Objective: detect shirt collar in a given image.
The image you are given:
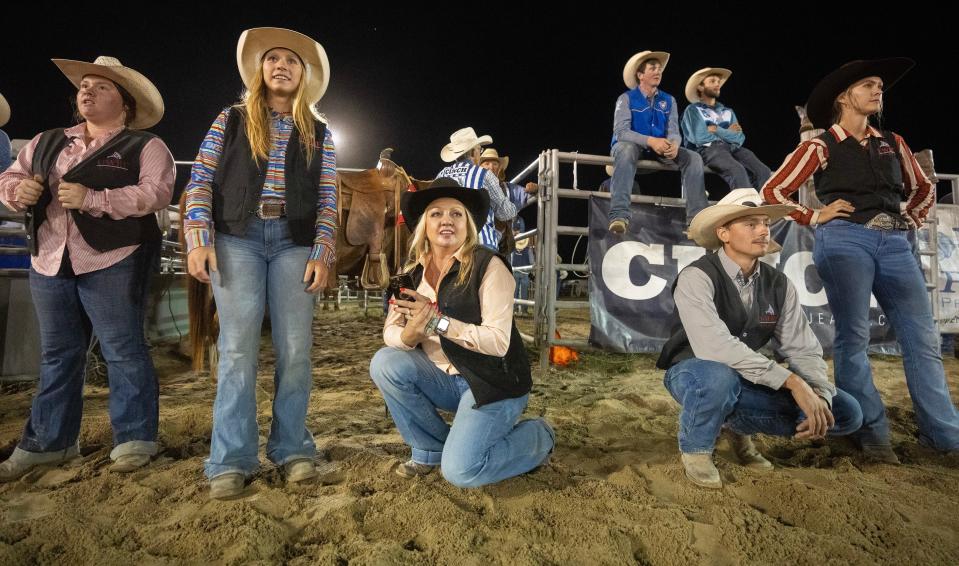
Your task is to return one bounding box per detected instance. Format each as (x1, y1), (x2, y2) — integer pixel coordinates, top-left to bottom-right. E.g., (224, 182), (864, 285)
(829, 124), (883, 143)
(64, 122), (125, 140)
(718, 248), (760, 286)
(417, 246), (468, 270)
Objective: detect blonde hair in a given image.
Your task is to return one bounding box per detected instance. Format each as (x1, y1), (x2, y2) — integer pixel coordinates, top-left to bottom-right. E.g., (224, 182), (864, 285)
(831, 80), (884, 126)
(405, 203), (480, 287)
(236, 51), (317, 165)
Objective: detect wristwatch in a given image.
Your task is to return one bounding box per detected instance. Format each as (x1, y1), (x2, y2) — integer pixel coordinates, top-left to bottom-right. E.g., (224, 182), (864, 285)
(434, 315), (451, 336)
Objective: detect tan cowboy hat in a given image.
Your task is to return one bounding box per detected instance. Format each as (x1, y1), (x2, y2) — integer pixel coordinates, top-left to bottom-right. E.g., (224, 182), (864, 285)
(440, 127), (493, 162)
(479, 148), (509, 175)
(237, 27), (330, 104)
(687, 189), (795, 254)
(51, 56), (164, 130)
(0, 92), (9, 128)
(685, 67), (732, 103)
(623, 50), (670, 88)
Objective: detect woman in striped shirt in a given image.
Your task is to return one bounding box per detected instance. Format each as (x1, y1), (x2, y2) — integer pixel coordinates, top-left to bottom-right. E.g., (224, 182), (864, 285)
(762, 58), (959, 460)
(183, 28), (337, 499)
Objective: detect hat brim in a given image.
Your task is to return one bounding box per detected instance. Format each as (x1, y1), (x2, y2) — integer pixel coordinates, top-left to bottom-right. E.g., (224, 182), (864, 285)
(401, 183), (491, 231)
(0, 93), (9, 128)
(805, 58), (914, 129)
(688, 204), (795, 253)
(237, 27), (330, 105)
(623, 51), (670, 88)
(51, 59), (164, 130)
(479, 155), (509, 176)
(685, 67), (731, 104)
(440, 134), (493, 162)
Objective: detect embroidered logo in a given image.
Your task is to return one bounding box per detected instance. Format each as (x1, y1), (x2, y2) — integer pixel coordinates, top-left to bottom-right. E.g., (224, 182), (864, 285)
(658, 100), (668, 111)
(759, 304), (778, 324)
(97, 152), (129, 170)
(877, 140), (895, 156)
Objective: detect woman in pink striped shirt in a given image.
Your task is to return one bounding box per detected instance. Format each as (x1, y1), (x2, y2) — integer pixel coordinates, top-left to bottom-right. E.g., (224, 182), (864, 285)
(0, 56), (175, 481)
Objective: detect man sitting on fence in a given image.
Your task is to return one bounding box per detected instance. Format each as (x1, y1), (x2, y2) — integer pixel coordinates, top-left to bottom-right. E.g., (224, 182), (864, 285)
(608, 50), (707, 234)
(656, 189), (863, 489)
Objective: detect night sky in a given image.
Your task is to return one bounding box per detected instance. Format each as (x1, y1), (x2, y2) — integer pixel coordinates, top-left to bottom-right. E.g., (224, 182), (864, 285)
(2, 5), (954, 204)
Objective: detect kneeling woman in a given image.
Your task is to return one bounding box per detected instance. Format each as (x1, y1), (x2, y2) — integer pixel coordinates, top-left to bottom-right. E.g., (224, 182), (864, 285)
(370, 179), (554, 488)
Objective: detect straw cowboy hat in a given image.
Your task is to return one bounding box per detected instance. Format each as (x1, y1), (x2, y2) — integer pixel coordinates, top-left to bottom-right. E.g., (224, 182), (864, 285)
(440, 127), (493, 162)
(687, 189), (795, 254)
(237, 27), (331, 104)
(623, 50), (670, 88)
(401, 177), (490, 229)
(685, 67), (732, 103)
(0, 92), (9, 128)
(479, 148), (509, 175)
(51, 56), (164, 129)
(805, 57), (914, 130)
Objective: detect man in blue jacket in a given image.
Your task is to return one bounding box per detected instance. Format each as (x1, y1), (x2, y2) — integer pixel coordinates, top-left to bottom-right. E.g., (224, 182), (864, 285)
(609, 50), (706, 234)
(681, 68), (770, 192)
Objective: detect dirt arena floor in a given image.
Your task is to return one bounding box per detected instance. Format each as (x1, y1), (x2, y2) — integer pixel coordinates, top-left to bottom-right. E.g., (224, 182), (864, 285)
(1, 304), (957, 565)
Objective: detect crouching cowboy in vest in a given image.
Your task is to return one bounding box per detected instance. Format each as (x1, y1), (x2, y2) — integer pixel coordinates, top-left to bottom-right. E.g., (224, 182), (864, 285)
(656, 189), (863, 489)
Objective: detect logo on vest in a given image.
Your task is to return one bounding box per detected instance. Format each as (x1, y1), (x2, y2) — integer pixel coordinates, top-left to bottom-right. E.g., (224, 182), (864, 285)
(759, 304), (778, 325)
(877, 140), (895, 156)
(658, 100), (668, 111)
(97, 152), (129, 171)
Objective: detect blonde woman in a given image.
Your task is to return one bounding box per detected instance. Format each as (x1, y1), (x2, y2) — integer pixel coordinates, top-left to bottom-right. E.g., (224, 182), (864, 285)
(370, 179), (554, 488)
(183, 28), (337, 499)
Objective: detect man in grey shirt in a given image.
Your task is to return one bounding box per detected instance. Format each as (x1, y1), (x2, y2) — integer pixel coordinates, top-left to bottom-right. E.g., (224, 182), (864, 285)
(656, 189), (863, 489)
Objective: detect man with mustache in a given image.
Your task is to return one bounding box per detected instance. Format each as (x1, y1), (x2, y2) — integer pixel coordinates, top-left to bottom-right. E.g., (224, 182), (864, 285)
(656, 189), (863, 489)
(681, 68), (771, 191)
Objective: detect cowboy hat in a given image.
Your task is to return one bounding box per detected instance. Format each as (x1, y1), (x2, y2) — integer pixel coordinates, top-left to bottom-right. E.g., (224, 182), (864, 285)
(440, 127), (493, 162)
(237, 27), (330, 104)
(0, 92), (9, 128)
(401, 177), (490, 229)
(805, 58), (914, 129)
(623, 50), (670, 88)
(52, 56), (164, 129)
(685, 67), (732, 104)
(478, 148), (509, 176)
(687, 189), (794, 254)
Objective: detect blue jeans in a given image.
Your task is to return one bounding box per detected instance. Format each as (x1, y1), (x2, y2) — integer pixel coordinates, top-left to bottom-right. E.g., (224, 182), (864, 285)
(814, 220), (959, 450)
(204, 218), (318, 479)
(513, 272), (530, 313)
(697, 142), (771, 191)
(663, 358), (863, 453)
(609, 141), (707, 224)
(370, 347), (554, 488)
(21, 245), (158, 459)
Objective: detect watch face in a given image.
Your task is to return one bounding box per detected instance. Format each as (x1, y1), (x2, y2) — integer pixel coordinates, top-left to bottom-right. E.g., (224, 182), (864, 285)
(436, 316), (451, 334)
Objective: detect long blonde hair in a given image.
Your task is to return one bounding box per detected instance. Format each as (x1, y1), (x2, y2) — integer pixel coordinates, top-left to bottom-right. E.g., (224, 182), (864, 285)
(405, 204), (480, 287)
(236, 52), (318, 165)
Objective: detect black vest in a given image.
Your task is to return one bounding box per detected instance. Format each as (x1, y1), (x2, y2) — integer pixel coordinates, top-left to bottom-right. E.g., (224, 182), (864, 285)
(813, 129), (904, 224)
(656, 252), (787, 370)
(27, 128), (161, 255)
(211, 107), (326, 246)
(412, 247), (532, 407)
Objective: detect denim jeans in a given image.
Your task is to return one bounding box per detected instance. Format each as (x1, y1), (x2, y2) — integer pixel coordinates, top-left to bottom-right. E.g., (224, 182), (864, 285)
(204, 217), (318, 479)
(513, 272), (530, 314)
(609, 141), (707, 224)
(21, 245), (158, 460)
(814, 220), (959, 450)
(663, 358), (863, 453)
(697, 142), (771, 191)
(370, 347), (554, 488)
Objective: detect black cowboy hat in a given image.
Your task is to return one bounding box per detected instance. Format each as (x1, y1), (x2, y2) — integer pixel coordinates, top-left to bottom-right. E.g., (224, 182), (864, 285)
(400, 177), (490, 230)
(805, 57), (915, 129)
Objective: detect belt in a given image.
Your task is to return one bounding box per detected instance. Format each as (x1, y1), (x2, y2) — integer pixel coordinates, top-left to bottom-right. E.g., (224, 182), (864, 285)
(255, 200), (286, 219)
(863, 213), (910, 231)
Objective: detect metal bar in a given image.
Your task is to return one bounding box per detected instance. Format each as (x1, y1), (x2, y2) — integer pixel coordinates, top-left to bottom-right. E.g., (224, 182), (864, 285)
(514, 228), (537, 242)
(543, 149), (561, 371)
(534, 151), (549, 369)
(551, 338), (595, 349)
(509, 158), (540, 184)
(557, 226), (588, 236)
(519, 331), (535, 343)
(512, 265), (533, 273)
(556, 188), (686, 206)
(555, 263), (588, 272)
(556, 300), (589, 310)
(514, 299), (536, 306)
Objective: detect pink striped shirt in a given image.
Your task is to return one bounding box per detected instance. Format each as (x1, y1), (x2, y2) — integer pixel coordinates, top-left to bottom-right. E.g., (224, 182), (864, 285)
(0, 123), (175, 276)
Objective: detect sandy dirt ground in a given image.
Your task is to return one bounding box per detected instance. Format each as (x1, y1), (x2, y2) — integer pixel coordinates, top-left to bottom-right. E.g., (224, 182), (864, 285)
(1, 304), (957, 565)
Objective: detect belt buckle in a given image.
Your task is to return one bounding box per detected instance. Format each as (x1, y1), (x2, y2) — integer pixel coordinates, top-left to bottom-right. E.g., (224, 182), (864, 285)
(256, 200), (285, 219)
(864, 213), (899, 231)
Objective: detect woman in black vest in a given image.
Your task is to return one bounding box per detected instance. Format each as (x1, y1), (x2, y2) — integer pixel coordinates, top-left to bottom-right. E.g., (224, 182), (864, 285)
(370, 179), (554, 487)
(183, 28), (338, 499)
(762, 59), (959, 459)
(0, 56), (174, 480)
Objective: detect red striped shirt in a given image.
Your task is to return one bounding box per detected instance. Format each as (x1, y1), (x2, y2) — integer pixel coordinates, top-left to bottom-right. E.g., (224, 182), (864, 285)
(761, 125), (934, 226)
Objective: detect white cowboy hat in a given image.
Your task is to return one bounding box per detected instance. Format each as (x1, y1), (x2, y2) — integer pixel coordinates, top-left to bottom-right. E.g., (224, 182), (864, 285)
(0, 92), (9, 128)
(440, 127), (492, 162)
(51, 56), (164, 129)
(237, 27), (330, 105)
(479, 148), (509, 176)
(685, 67), (732, 104)
(687, 189), (795, 254)
(623, 50), (670, 88)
